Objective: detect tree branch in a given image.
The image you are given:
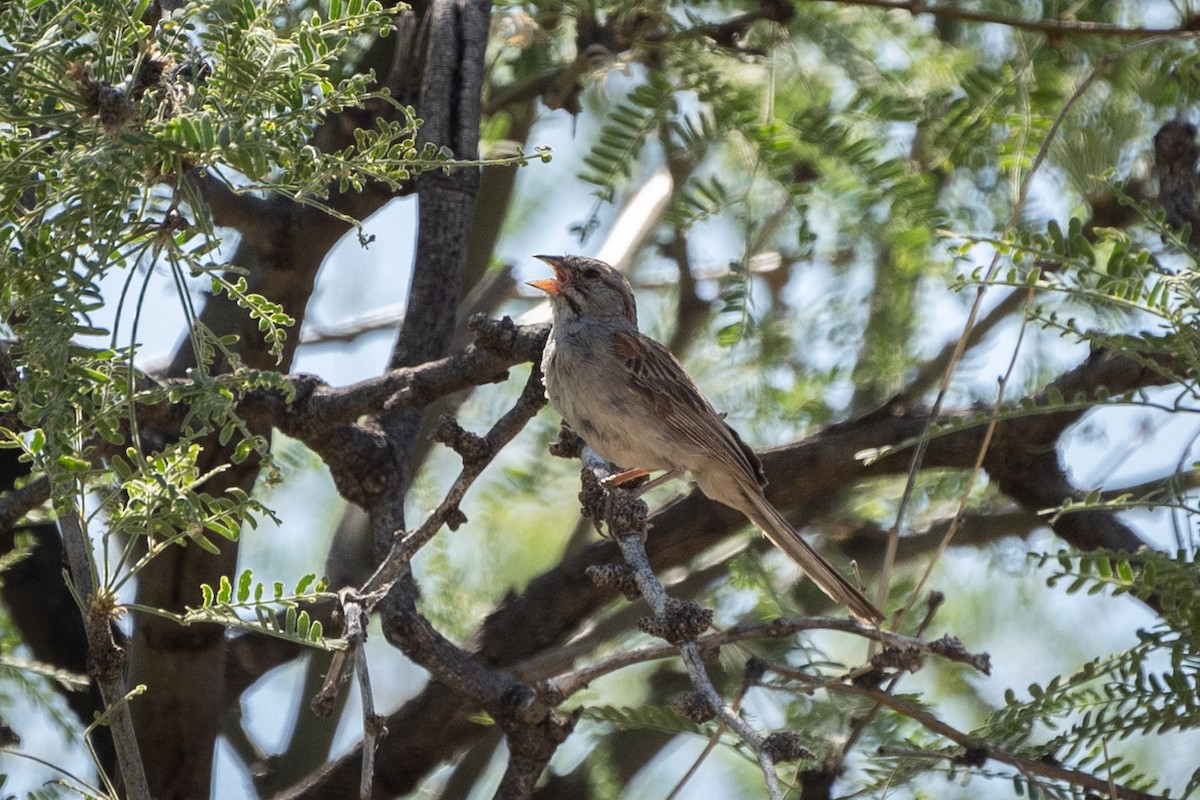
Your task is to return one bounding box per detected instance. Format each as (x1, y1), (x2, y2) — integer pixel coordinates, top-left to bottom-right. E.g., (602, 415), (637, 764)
(243, 317), (547, 440)
(814, 0), (1200, 39)
(360, 363), (546, 600)
(58, 512), (151, 800)
(542, 615), (988, 702)
(272, 345), (1184, 799)
(588, 449), (787, 800)
(764, 664), (1172, 800)
(0, 476), (49, 531)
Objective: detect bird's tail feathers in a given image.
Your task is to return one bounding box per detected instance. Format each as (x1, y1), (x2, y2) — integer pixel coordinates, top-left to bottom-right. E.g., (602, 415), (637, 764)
(743, 491), (883, 624)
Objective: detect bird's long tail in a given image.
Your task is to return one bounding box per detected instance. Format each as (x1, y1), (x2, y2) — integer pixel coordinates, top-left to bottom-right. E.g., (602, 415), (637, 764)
(741, 490), (883, 624)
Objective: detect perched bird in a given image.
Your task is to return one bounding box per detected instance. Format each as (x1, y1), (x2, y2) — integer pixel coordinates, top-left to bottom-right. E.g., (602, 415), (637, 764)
(529, 254), (882, 623)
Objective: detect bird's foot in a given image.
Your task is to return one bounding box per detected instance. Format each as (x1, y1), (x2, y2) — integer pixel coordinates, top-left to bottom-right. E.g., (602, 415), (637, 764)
(601, 468), (652, 489)
(601, 468), (683, 497)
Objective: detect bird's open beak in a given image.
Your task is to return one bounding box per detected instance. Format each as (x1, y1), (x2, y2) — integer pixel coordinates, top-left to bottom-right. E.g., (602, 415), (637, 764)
(527, 255), (567, 295)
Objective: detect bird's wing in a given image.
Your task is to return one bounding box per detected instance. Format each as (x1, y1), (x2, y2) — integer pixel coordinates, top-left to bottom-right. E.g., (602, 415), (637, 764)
(609, 329), (766, 487)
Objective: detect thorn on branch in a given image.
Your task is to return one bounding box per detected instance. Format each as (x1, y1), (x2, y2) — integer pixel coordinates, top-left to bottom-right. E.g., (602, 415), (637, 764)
(672, 690), (716, 723)
(430, 414), (491, 463)
(638, 598), (713, 645)
(585, 563), (640, 600)
(761, 731), (815, 763)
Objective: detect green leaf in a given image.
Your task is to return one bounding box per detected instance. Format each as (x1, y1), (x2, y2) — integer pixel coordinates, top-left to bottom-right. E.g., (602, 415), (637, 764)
(56, 455), (90, 472)
(217, 575), (233, 604)
(232, 439), (254, 464)
(237, 570), (253, 603)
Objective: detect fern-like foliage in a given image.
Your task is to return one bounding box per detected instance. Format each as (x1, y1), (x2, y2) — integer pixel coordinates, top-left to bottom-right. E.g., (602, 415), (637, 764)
(974, 549), (1200, 797)
(131, 569), (344, 650)
(787, 102), (944, 236)
(577, 70), (678, 206)
(582, 703), (710, 737)
(966, 205), (1200, 396)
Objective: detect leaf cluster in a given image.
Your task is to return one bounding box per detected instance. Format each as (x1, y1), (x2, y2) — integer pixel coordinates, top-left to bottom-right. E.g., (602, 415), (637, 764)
(134, 569), (343, 650)
(972, 549), (1200, 797)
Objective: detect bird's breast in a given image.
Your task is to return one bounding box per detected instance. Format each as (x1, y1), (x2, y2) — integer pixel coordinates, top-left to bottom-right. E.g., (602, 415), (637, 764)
(541, 327), (675, 472)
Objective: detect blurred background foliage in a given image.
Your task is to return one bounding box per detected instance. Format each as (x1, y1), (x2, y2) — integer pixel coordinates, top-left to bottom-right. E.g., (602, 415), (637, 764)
(3, 0), (1200, 797)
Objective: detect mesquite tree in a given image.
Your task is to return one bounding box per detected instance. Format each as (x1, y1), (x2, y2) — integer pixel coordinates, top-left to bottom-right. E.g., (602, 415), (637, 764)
(2, 0), (1200, 799)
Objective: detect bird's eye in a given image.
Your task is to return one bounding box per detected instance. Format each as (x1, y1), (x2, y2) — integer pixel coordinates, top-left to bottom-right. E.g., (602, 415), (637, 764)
(582, 267), (601, 280)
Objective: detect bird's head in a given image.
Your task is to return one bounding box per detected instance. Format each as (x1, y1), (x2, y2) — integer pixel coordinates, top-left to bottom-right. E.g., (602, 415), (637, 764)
(528, 255), (638, 325)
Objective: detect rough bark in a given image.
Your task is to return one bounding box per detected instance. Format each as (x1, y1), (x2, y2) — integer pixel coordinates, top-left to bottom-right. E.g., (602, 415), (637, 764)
(281, 347), (1172, 799)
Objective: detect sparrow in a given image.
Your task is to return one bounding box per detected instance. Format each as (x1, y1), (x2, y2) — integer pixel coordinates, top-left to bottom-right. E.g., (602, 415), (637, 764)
(529, 254), (882, 623)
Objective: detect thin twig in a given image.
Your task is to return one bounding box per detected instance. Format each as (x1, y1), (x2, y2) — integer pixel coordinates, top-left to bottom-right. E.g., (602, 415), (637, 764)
(299, 305), (406, 346)
(313, 363), (548, 728)
(664, 692), (736, 800)
(882, 39), (1162, 629)
(359, 362), (547, 603)
(839, 591), (946, 759)
(764, 665), (1172, 800)
(542, 614), (987, 700)
(615, 531), (786, 800)
(341, 590), (381, 800)
(239, 317), (548, 440)
(58, 511), (151, 800)
(584, 449), (788, 800)
(815, 0), (1200, 39)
